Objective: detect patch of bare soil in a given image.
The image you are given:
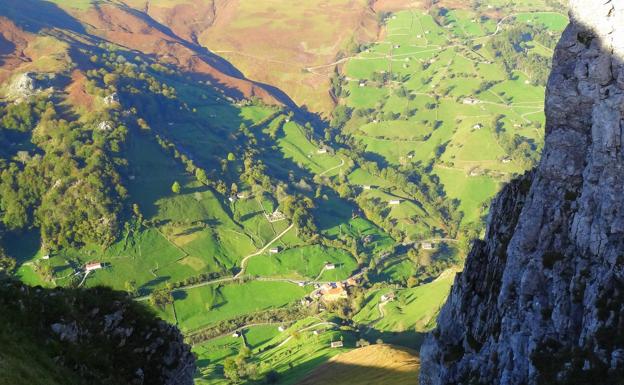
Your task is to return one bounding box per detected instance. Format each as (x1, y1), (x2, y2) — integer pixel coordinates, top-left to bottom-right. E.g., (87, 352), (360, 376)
(66, 70), (94, 110)
(373, 0), (425, 13)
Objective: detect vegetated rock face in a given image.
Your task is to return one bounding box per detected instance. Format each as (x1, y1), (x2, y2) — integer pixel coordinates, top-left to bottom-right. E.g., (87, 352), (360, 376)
(0, 280), (195, 385)
(420, 1), (624, 384)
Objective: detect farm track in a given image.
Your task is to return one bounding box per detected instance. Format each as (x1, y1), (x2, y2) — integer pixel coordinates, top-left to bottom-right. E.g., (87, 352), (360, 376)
(319, 158), (345, 176)
(274, 321), (338, 349)
(235, 223), (295, 278)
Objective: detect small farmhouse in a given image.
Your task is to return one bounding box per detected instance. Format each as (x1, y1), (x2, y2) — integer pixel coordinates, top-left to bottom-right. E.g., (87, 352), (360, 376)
(85, 262), (103, 272)
(381, 292), (396, 302)
(389, 199), (401, 205)
(421, 242), (435, 250)
(323, 285), (348, 301)
(269, 247), (280, 254)
(330, 341), (344, 348)
(324, 263), (336, 270)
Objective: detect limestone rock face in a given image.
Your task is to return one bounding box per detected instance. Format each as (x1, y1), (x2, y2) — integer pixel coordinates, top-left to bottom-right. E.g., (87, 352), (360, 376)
(420, 1), (624, 384)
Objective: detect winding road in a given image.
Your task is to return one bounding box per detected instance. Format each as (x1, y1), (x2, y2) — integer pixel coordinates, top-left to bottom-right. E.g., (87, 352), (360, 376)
(235, 223), (295, 278)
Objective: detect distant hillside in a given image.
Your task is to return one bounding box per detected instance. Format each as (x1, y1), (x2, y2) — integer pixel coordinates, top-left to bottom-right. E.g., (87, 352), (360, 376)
(296, 344), (419, 385)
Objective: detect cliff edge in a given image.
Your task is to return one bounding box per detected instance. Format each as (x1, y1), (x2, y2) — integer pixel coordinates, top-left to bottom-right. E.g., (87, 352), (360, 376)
(420, 1), (624, 384)
(0, 280), (195, 385)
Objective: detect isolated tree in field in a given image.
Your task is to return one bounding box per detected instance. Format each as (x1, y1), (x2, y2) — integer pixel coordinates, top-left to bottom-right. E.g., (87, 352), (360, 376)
(125, 280), (138, 297)
(195, 168), (208, 184)
(227, 152), (236, 162)
(149, 287), (174, 309)
(171, 181), (181, 194)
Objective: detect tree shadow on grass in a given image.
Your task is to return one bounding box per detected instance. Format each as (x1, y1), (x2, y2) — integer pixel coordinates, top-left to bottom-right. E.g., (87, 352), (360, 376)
(139, 276), (171, 295)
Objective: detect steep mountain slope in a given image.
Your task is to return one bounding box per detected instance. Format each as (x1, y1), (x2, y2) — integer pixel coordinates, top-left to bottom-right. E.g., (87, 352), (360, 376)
(421, 1), (624, 384)
(179, 0), (382, 115)
(0, 0), (283, 105)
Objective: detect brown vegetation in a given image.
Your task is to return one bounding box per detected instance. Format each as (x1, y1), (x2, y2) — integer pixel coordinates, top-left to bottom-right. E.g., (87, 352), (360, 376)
(296, 344), (420, 385)
(0, 17), (34, 83)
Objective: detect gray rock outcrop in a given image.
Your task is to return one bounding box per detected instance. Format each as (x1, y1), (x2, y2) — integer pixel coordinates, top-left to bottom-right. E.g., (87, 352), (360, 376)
(0, 280), (195, 385)
(420, 1), (624, 384)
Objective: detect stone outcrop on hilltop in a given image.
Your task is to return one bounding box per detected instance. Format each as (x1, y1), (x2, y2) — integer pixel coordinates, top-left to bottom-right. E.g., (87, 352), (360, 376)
(420, 1), (624, 384)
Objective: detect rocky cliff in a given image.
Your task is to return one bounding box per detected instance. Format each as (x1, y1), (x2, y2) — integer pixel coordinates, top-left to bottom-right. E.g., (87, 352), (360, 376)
(0, 280), (195, 385)
(420, 1), (624, 384)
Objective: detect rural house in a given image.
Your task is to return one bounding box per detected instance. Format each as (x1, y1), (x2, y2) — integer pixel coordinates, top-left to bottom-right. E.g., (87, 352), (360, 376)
(85, 262), (103, 272)
(421, 242), (435, 250)
(323, 285), (348, 301)
(330, 341), (344, 348)
(269, 247), (280, 254)
(381, 292), (396, 302)
(324, 263), (336, 270)
(389, 199), (402, 205)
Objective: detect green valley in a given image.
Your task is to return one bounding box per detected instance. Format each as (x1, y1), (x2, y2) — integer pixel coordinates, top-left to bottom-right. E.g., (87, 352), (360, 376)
(0, 0), (567, 384)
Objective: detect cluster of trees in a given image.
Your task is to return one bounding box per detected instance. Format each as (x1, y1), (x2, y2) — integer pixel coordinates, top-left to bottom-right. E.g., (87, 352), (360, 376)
(149, 287), (173, 309)
(223, 346), (259, 383)
(353, 105), (417, 125)
(279, 195), (317, 240)
(0, 95), (127, 251)
(187, 304), (312, 345)
(330, 69), (348, 99)
(370, 71), (402, 86)
(487, 25), (551, 86)
(491, 114), (541, 168)
(0, 245), (16, 278)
